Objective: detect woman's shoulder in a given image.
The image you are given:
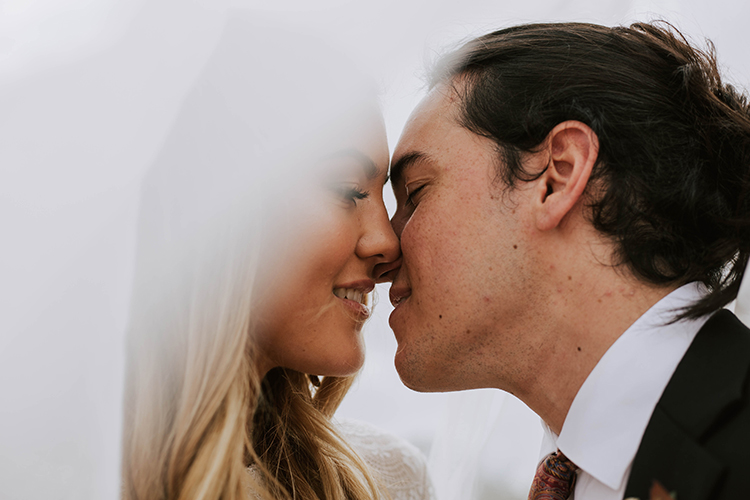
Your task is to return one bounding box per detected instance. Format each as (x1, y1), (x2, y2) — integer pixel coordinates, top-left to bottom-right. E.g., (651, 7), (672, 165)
(335, 418), (436, 500)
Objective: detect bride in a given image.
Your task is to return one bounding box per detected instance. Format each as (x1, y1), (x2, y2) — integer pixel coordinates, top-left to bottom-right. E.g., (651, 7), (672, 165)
(121, 11), (434, 500)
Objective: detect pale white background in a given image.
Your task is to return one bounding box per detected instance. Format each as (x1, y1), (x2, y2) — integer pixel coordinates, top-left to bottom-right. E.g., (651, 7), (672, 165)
(1, 1), (748, 499)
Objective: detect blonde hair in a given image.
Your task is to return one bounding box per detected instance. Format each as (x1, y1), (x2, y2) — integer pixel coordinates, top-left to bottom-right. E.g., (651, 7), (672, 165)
(121, 12), (389, 498)
(121, 168), (385, 500)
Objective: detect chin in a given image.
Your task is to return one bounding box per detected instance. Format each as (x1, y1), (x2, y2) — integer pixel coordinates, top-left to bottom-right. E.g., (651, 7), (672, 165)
(394, 349), (443, 393)
(395, 346), (479, 393)
(316, 350), (365, 377)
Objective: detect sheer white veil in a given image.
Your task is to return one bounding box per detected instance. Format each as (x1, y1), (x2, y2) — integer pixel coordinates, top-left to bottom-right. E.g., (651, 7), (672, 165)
(3, 2), (750, 500)
(0, 5), (380, 499)
(0, 4), (225, 498)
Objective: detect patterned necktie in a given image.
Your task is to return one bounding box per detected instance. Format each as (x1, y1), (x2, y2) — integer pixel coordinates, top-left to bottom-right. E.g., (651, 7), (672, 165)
(528, 450), (579, 500)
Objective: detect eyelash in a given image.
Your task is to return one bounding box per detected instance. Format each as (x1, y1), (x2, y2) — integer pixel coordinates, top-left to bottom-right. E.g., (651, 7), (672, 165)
(406, 185), (425, 207)
(336, 186), (370, 205)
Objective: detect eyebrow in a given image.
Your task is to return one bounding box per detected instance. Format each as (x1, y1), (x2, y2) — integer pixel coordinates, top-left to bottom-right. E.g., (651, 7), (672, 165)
(390, 151), (428, 186)
(322, 148), (381, 180)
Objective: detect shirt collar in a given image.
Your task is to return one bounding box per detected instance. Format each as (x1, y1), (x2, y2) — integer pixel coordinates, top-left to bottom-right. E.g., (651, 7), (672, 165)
(549, 283), (711, 491)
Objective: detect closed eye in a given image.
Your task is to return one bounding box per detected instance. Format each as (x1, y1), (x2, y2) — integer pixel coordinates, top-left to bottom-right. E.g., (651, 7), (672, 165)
(333, 185), (370, 205)
(406, 184), (426, 208)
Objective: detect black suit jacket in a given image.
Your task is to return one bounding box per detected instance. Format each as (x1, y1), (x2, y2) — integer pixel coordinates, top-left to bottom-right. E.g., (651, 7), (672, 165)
(624, 310), (750, 500)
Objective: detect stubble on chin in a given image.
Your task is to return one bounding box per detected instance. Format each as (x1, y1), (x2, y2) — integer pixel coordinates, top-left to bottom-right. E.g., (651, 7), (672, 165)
(394, 334), (466, 393)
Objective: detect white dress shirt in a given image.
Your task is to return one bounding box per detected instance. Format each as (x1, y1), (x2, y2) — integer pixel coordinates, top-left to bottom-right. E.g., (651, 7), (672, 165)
(538, 283), (713, 500)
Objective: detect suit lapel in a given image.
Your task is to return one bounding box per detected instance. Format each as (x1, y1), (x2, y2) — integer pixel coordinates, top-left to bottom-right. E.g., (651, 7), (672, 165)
(656, 311), (750, 438)
(624, 406), (724, 500)
(624, 310), (750, 500)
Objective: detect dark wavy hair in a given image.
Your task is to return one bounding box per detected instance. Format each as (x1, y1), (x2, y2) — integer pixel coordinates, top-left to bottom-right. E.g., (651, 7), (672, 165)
(432, 21), (750, 319)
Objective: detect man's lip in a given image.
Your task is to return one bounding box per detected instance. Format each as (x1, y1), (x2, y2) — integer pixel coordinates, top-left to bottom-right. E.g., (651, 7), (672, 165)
(389, 285), (412, 307)
(333, 279), (375, 293)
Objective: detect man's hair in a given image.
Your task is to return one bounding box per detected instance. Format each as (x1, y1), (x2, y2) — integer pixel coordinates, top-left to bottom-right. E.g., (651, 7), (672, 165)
(433, 21), (750, 318)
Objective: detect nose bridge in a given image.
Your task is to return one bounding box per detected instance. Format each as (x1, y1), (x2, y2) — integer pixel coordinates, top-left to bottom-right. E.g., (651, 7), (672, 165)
(358, 199), (400, 262)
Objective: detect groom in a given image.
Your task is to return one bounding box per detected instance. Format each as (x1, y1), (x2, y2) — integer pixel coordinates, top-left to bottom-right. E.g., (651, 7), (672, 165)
(387, 22), (750, 500)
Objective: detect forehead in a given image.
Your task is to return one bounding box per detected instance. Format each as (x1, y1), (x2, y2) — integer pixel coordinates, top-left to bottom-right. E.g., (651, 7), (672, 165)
(392, 83), (494, 186)
(391, 86), (458, 182)
(327, 106), (388, 160)
(398, 85), (461, 150)
(293, 109), (389, 184)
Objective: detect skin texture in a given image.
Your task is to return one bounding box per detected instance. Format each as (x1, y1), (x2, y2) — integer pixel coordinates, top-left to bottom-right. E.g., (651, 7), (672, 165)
(255, 117), (401, 378)
(388, 86), (536, 393)
(389, 83), (674, 433)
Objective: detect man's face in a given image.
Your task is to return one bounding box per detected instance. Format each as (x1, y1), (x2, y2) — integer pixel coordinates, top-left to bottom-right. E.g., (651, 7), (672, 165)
(389, 84), (544, 393)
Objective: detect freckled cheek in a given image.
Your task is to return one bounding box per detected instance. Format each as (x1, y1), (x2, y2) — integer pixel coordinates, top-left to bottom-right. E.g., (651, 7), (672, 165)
(295, 214), (358, 260)
(399, 212), (436, 258)
(401, 215), (465, 292)
(271, 236), (352, 300)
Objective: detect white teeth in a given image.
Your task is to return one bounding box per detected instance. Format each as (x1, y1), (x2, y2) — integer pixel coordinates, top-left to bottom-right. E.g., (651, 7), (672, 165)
(333, 287), (369, 305)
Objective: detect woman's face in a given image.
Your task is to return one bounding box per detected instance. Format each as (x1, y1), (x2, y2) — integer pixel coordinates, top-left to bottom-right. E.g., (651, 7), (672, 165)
(255, 117), (400, 377)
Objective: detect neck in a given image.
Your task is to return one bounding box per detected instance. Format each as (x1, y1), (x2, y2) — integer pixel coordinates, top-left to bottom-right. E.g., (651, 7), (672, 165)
(499, 243), (675, 435)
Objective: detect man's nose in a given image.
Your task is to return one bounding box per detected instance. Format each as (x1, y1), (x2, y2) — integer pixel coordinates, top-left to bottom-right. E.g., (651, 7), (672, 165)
(390, 209), (408, 239)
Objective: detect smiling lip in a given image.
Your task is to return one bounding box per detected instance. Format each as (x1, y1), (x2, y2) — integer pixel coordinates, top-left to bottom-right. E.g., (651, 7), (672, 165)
(333, 280), (375, 320)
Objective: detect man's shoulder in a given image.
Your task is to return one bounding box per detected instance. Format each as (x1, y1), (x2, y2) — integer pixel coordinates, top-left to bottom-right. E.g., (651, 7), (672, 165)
(626, 310), (750, 500)
(658, 310), (750, 424)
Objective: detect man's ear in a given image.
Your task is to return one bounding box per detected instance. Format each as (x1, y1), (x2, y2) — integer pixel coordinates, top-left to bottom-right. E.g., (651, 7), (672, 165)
(532, 121), (599, 231)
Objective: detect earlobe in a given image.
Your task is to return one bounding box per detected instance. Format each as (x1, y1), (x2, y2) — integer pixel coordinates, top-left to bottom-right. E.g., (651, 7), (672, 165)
(534, 121), (598, 231)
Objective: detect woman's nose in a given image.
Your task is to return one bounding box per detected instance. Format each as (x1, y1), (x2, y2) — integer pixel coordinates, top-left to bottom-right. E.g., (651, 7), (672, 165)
(357, 201), (401, 279)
